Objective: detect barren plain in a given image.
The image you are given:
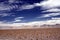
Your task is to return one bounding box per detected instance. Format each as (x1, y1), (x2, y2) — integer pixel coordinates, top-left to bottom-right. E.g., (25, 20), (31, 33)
(0, 28), (60, 40)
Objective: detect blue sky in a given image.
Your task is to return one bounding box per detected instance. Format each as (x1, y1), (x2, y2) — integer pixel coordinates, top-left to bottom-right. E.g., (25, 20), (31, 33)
(0, 0), (60, 27)
(0, 0), (42, 23)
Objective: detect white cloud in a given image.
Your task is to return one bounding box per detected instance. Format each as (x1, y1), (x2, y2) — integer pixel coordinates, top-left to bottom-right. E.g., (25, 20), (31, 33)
(42, 8), (60, 12)
(0, 2), (37, 11)
(0, 13), (11, 17)
(15, 17), (24, 20)
(0, 0), (60, 11)
(20, 4), (35, 10)
(0, 3), (11, 11)
(37, 13), (60, 18)
(26, 18), (60, 26)
(52, 17), (60, 20)
(43, 13), (60, 17)
(13, 17), (24, 22)
(8, 0), (15, 3)
(34, 3), (41, 6)
(14, 20), (22, 22)
(0, 6), (10, 11)
(18, 2), (42, 10)
(43, 0), (60, 6)
(36, 0), (60, 18)
(8, 0), (23, 3)
(0, 0), (50, 11)
(28, 0), (60, 10)
(0, 2), (18, 11)
(17, 0), (60, 10)
(0, 1), (35, 11)
(0, 17), (60, 28)
(39, 0), (60, 9)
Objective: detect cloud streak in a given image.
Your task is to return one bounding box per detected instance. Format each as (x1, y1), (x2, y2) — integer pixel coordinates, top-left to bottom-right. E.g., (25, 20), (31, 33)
(0, 17), (60, 26)
(40, 0), (60, 9)
(42, 13), (60, 17)
(13, 17), (24, 23)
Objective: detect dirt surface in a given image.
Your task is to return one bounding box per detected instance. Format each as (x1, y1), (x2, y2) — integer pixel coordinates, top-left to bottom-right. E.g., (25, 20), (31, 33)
(0, 28), (60, 40)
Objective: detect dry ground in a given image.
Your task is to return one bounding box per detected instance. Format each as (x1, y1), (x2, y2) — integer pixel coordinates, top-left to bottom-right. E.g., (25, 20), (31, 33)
(0, 28), (60, 40)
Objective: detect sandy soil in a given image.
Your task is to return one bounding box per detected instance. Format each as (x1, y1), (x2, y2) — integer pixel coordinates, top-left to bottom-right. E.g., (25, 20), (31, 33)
(0, 28), (60, 40)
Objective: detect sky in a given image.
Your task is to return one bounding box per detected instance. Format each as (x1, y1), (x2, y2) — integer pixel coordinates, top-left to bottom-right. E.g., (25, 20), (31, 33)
(0, 0), (60, 27)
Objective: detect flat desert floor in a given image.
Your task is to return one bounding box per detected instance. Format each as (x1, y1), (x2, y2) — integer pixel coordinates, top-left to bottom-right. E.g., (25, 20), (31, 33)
(0, 28), (60, 40)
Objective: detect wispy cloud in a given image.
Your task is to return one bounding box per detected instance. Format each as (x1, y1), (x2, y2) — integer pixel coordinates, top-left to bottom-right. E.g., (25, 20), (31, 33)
(0, 17), (60, 26)
(36, 0), (60, 18)
(8, 0), (23, 4)
(8, 0), (15, 3)
(40, 0), (60, 9)
(0, 4), (10, 11)
(37, 13), (60, 18)
(13, 17), (24, 22)
(42, 13), (60, 17)
(0, 13), (11, 17)
(17, 0), (60, 11)
(42, 8), (60, 12)
(19, 4), (35, 10)
(0, 1), (35, 11)
(0, 0), (60, 11)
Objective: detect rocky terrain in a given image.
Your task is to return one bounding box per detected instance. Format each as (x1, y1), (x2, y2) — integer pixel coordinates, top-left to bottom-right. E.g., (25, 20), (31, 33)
(0, 28), (60, 40)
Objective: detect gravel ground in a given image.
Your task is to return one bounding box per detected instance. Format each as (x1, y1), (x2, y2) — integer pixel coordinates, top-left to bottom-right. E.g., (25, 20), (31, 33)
(0, 28), (60, 40)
